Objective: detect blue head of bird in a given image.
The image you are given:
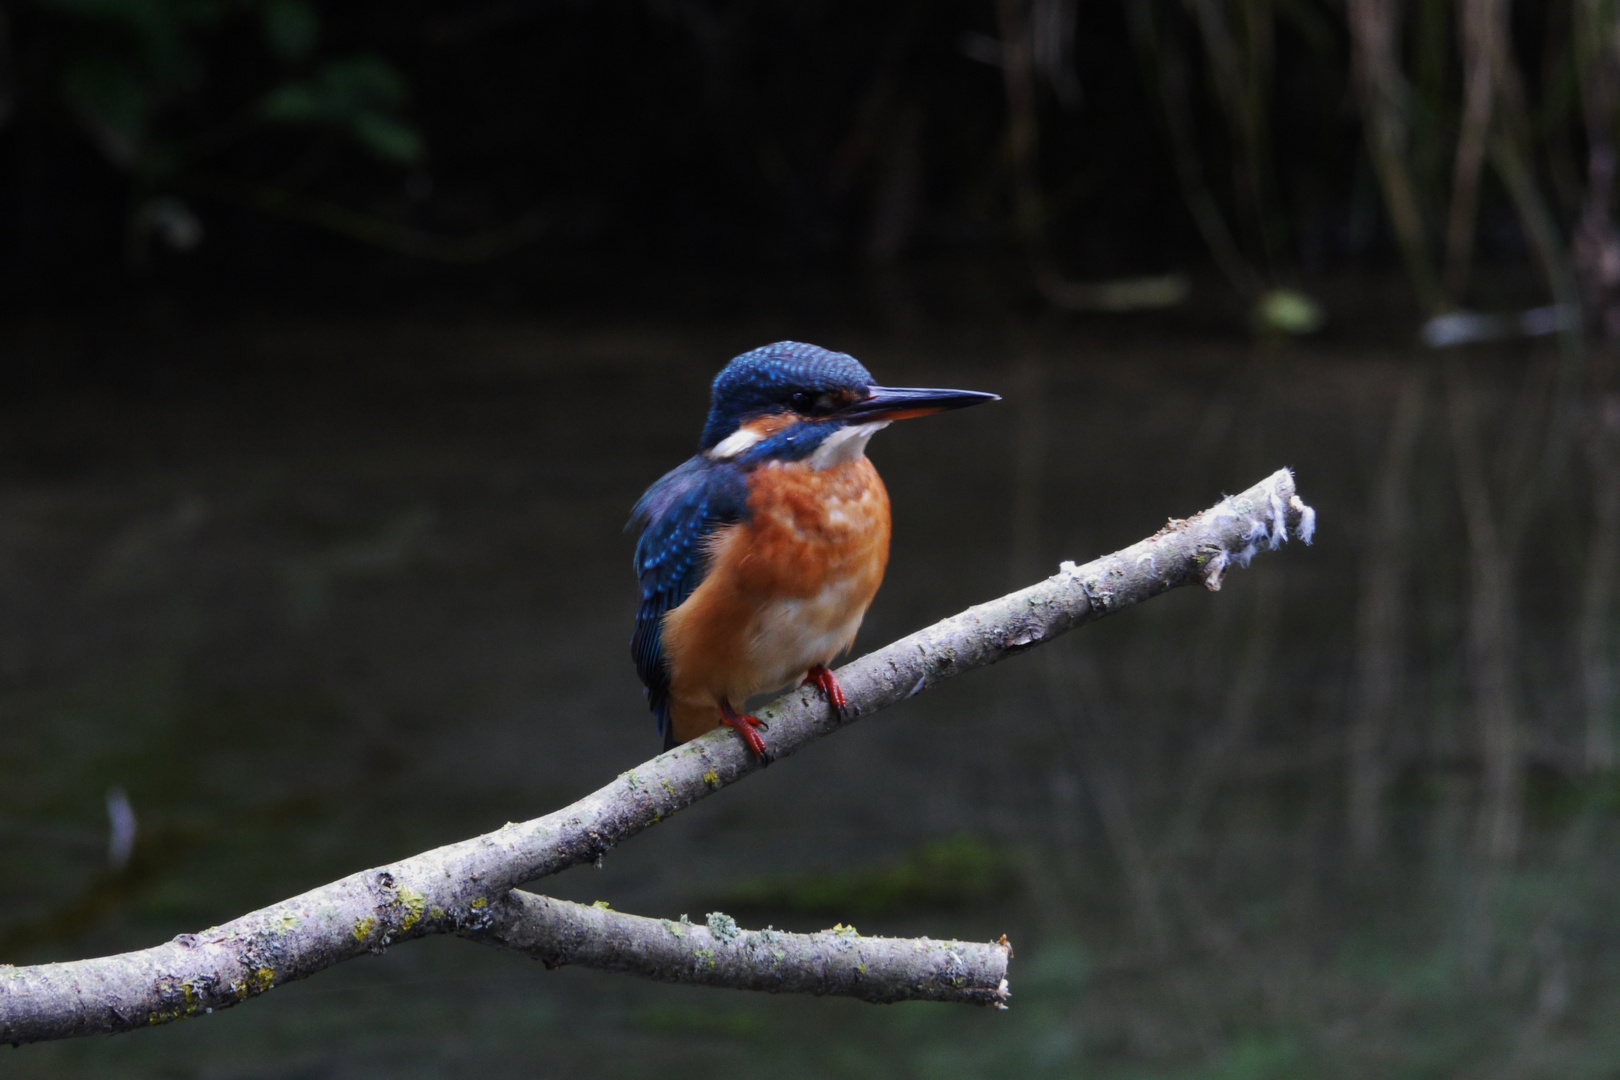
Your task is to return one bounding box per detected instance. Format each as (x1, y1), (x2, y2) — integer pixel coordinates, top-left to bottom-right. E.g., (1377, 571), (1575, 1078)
(698, 341), (998, 466)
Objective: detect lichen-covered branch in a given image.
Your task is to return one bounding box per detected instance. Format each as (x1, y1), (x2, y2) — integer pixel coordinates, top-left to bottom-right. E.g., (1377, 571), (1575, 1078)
(0, 468), (1313, 1046)
(471, 893), (1011, 1006)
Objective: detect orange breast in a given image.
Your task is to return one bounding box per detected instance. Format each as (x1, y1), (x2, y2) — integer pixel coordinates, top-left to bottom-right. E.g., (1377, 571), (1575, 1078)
(661, 457), (891, 742)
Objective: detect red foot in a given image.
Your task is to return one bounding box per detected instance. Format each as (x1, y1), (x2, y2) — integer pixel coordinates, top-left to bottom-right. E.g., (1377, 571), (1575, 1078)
(803, 663), (849, 719)
(719, 698), (770, 762)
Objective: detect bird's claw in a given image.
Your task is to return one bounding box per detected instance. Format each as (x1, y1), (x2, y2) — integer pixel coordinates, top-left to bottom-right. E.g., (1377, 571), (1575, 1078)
(719, 701), (772, 763)
(804, 664), (850, 721)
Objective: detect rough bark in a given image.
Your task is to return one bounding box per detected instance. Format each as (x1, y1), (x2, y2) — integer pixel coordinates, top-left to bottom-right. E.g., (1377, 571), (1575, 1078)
(472, 894), (1011, 1005)
(1, 468), (1314, 1046)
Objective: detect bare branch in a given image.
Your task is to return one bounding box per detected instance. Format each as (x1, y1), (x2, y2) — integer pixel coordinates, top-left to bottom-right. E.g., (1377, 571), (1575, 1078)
(471, 893), (1012, 1006)
(0, 468), (1314, 1046)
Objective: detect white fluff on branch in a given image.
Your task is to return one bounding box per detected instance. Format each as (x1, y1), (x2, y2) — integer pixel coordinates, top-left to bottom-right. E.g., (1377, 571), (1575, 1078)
(1197, 469), (1316, 591)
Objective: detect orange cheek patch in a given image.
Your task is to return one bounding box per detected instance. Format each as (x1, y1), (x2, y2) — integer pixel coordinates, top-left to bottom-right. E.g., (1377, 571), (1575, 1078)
(742, 412), (797, 437)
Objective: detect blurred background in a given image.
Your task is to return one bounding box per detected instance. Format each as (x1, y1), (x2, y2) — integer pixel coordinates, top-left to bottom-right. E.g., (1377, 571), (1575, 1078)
(4, 0), (1620, 1076)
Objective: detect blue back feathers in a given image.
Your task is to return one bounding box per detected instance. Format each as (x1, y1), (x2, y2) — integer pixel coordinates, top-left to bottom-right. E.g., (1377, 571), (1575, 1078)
(629, 457), (748, 746)
(699, 342), (874, 450)
(631, 341), (872, 745)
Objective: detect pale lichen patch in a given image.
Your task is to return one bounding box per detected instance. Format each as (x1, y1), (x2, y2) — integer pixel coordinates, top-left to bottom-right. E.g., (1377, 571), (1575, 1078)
(706, 912), (741, 941)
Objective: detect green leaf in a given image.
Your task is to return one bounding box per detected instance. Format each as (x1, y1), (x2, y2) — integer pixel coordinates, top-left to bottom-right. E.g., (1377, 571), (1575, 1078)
(260, 81), (319, 122)
(318, 55), (409, 109)
(348, 111), (424, 163)
(260, 55), (423, 162)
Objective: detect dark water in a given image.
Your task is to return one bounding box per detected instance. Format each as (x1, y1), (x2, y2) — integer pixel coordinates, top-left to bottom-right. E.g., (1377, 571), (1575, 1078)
(4, 318), (1617, 1078)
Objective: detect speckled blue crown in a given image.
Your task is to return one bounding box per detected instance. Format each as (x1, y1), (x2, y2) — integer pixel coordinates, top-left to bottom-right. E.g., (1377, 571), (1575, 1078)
(699, 342), (874, 449)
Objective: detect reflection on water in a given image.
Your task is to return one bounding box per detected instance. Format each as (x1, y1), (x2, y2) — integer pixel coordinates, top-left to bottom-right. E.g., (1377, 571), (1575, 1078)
(4, 320), (1619, 1078)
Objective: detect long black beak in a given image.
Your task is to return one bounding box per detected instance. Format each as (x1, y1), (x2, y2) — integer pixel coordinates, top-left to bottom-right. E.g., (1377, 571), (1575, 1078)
(835, 385), (1000, 423)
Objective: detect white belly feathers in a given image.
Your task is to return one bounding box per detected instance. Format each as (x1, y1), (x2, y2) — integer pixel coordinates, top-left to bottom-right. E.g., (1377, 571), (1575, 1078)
(744, 578), (869, 695)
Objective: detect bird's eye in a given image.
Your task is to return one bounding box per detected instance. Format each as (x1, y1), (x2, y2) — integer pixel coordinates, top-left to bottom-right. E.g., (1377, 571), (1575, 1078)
(790, 391), (833, 416)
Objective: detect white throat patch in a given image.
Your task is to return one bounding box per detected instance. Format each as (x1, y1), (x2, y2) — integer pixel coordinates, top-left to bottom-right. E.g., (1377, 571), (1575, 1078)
(706, 419), (890, 468)
(806, 421), (889, 470)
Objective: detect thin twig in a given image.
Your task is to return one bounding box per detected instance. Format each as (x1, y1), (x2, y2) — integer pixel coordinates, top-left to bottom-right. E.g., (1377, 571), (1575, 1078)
(1346, 0), (1440, 311)
(1129, 0), (1263, 297)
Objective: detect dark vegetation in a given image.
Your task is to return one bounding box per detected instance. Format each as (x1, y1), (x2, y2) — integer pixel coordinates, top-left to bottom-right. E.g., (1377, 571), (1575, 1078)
(6, 0), (1612, 323)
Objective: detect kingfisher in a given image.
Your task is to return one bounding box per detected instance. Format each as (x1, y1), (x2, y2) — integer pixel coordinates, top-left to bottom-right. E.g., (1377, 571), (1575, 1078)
(629, 341), (997, 760)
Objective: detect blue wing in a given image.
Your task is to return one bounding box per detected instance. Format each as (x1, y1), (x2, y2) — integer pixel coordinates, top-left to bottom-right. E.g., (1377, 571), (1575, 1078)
(629, 456), (749, 748)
